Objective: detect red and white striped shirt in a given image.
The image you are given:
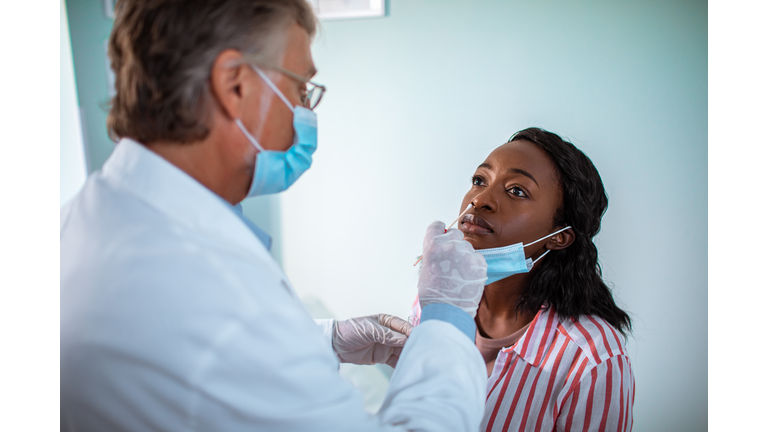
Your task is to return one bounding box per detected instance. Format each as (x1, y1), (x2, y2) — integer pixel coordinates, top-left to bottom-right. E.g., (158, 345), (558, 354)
(410, 301), (634, 431)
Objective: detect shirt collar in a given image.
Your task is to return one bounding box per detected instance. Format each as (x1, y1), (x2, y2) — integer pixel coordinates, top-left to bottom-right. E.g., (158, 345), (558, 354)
(101, 138), (270, 256)
(232, 203), (272, 251)
(502, 305), (560, 367)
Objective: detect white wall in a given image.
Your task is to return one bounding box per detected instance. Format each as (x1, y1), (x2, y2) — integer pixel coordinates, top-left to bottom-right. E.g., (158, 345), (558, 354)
(60, 0), (87, 206)
(281, 0), (706, 430)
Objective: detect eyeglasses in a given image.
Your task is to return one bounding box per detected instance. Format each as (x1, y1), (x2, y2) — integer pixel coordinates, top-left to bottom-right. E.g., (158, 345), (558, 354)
(255, 63), (326, 110)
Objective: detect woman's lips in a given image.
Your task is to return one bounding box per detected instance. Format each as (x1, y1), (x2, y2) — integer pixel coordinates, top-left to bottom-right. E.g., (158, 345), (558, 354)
(460, 214), (494, 234)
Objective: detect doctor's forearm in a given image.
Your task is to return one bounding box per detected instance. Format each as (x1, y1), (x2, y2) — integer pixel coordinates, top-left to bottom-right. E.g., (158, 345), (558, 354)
(377, 320), (486, 431)
(419, 303), (476, 342)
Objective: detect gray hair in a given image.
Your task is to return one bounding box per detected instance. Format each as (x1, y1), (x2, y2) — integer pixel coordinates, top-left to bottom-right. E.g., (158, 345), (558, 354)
(107, 0), (317, 144)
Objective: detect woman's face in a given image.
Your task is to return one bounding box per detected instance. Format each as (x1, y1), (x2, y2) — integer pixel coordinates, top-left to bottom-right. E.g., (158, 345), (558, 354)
(459, 140), (564, 256)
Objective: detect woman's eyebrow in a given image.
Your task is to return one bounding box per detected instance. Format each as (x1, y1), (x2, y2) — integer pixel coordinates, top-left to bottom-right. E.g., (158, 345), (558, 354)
(478, 163), (539, 187)
(508, 168), (539, 187)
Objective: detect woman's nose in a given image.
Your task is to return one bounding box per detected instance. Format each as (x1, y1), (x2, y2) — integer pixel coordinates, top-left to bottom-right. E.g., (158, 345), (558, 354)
(471, 187), (498, 213)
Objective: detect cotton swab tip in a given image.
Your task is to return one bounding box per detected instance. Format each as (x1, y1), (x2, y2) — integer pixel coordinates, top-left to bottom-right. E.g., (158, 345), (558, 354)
(413, 203), (474, 266)
(446, 203), (474, 230)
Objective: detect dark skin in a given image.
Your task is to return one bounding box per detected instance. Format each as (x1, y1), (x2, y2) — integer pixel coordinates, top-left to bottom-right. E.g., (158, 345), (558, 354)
(458, 140), (575, 339)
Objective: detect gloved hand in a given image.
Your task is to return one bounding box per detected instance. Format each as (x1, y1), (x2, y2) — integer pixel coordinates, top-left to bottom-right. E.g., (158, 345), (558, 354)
(332, 314), (414, 368)
(418, 220), (488, 318)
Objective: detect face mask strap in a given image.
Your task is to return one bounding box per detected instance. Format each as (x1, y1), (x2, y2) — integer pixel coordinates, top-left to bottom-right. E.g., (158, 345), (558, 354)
(523, 225), (573, 248)
(531, 249), (551, 266)
(235, 118), (265, 152)
(252, 66), (295, 113)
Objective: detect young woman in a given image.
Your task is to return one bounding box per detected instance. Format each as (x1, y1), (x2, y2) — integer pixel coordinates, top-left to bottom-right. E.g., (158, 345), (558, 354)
(411, 128), (634, 431)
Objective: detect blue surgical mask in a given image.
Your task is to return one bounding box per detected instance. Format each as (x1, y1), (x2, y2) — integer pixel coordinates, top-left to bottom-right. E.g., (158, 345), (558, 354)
(236, 66), (318, 197)
(477, 226), (572, 285)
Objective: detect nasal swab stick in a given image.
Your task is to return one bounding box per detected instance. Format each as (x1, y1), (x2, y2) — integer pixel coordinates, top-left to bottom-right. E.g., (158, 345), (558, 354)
(447, 203), (474, 231)
(413, 203), (473, 266)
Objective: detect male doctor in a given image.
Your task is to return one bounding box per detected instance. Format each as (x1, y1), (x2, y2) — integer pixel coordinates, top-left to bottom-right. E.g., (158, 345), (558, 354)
(60, 1), (488, 430)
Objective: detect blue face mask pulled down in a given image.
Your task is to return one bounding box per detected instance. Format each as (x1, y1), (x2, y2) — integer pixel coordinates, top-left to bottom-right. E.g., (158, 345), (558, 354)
(477, 226), (572, 285)
(236, 66), (317, 197)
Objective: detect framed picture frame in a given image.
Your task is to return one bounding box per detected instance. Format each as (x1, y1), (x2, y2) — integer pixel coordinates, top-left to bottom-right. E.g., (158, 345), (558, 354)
(309, 0), (387, 20)
(104, 1), (386, 21)
(103, 0), (116, 19)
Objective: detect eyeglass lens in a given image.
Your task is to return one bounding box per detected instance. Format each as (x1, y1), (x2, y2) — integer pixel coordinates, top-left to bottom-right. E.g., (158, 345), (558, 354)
(305, 86), (324, 110)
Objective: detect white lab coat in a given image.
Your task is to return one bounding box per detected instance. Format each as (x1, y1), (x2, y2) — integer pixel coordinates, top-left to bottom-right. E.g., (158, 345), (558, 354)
(60, 139), (486, 432)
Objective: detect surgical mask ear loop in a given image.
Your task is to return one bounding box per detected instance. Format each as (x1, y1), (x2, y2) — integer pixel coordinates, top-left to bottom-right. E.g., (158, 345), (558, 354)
(252, 66), (295, 112)
(235, 118), (265, 152)
(522, 225), (572, 248)
(524, 225), (572, 268)
(236, 65), (306, 152)
(530, 249), (551, 267)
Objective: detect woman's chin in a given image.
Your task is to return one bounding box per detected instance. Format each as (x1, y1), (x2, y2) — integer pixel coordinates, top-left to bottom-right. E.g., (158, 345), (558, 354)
(464, 238), (480, 250)
(461, 232), (490, 250)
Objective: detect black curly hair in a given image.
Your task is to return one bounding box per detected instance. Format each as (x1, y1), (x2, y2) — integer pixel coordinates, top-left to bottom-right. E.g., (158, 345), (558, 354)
(509, 128), (632, 337)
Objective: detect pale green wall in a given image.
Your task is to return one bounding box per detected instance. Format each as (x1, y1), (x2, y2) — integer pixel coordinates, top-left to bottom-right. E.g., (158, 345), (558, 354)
(65, 0), (115, 174)
(61, 0), (87, 206)
(283, 0), (707, 430)
(63, 1), (708, 428)
(64, 0), (284, 264)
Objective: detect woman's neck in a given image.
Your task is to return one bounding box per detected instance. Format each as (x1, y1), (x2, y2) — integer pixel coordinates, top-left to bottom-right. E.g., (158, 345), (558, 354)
(475, 273), (537, 339)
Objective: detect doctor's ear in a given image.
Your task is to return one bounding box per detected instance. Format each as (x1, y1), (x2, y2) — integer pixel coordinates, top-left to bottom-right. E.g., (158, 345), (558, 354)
(546, 228), (575, 251)
(209, 49), (253, 121)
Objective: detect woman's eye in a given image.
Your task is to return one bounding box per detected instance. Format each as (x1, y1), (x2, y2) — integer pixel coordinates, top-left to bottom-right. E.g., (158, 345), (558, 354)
(471, 176), (485, 186)
(508, 186), (528, 198)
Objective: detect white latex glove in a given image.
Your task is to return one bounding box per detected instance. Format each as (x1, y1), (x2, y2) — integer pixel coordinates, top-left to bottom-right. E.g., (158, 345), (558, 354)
(418, 220), (488, 318)
(332, 314), (414, 368)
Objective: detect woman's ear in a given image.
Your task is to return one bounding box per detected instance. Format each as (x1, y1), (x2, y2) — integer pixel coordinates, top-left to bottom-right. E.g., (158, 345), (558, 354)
(209, 49), (250, 121)
(547, 227), (575, 251)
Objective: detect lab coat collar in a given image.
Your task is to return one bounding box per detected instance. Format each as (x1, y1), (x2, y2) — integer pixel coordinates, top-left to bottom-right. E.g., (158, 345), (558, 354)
(502, 305), (559, 367)
(232, 203), (272, 251)
(101, 138), (268, 258)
